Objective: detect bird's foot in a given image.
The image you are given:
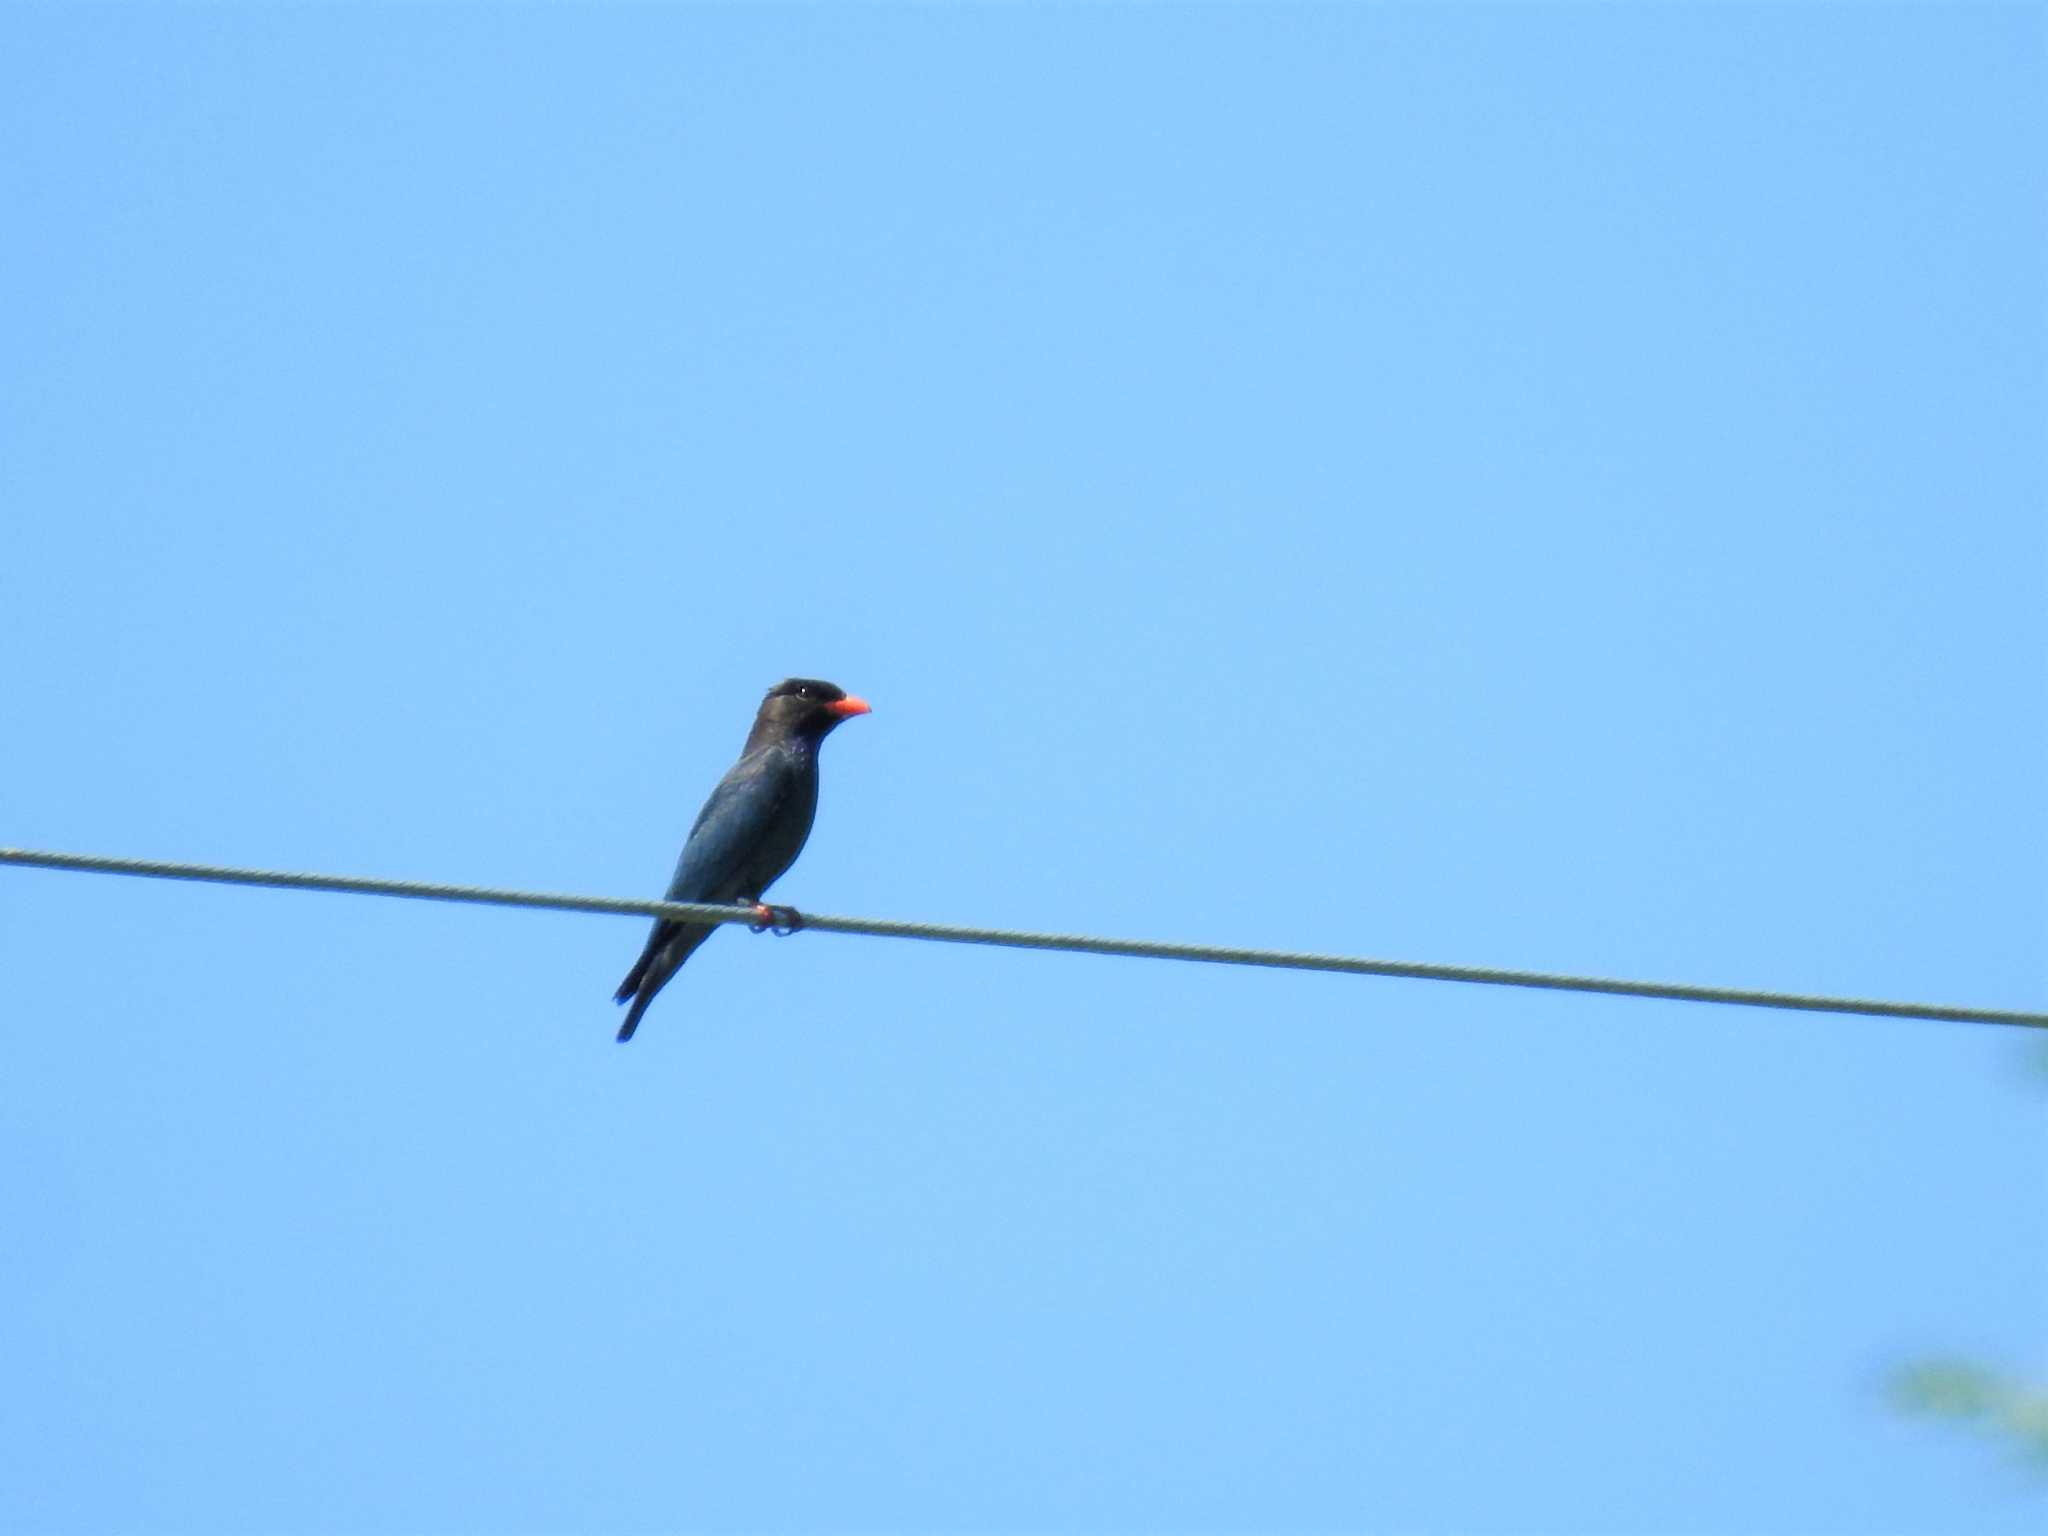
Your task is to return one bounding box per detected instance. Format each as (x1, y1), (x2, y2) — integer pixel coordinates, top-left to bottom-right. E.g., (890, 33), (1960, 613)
(749, 903), (805, 936)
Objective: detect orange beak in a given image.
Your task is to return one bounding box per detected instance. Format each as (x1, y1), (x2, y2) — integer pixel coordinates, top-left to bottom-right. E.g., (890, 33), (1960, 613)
(828, 695), (872, 718)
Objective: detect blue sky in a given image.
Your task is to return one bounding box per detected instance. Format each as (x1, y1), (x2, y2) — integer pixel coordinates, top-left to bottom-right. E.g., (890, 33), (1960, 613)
(2, 5), (2043, 1532)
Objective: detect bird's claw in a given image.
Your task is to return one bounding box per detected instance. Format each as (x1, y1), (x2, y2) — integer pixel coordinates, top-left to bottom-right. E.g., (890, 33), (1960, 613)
(749, 903), (805, 936)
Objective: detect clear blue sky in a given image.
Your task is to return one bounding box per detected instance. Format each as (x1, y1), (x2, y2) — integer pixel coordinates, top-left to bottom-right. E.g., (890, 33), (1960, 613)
(3, 6), (2042, 1532)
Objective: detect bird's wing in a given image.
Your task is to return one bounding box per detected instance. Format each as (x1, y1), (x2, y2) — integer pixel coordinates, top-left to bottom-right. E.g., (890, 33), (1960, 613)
(615, 750), (799, 1011)
(662, 749), (800, 904)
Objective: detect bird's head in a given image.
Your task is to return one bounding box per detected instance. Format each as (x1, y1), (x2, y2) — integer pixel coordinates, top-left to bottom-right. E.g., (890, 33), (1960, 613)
(755, 677), (872, 743)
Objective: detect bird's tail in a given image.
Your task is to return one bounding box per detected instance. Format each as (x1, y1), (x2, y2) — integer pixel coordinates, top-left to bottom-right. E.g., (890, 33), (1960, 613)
(611, 920), (714, 1043)
(616, 988), (657, 1044)
(612, 920), (676, 1043)
(614, 946), (659, 1007)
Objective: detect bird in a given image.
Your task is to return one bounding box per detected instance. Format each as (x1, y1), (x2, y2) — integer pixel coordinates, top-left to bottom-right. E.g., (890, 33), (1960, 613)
(613, 678), (871, 1042)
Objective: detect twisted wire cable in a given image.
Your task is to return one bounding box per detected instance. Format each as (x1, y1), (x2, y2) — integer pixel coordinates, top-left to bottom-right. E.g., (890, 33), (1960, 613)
(3, 846), (2040, 1029)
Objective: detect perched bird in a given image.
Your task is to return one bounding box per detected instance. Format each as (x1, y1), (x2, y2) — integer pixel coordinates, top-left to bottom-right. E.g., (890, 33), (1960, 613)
(613, 678), (871, 1042)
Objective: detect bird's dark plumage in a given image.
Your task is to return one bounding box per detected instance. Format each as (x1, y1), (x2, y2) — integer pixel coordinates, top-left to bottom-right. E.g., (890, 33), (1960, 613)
(613, 678), (870, 1042)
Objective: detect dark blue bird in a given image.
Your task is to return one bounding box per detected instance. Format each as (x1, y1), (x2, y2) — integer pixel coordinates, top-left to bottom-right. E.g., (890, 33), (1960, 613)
(613, 678), (871, 1042)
